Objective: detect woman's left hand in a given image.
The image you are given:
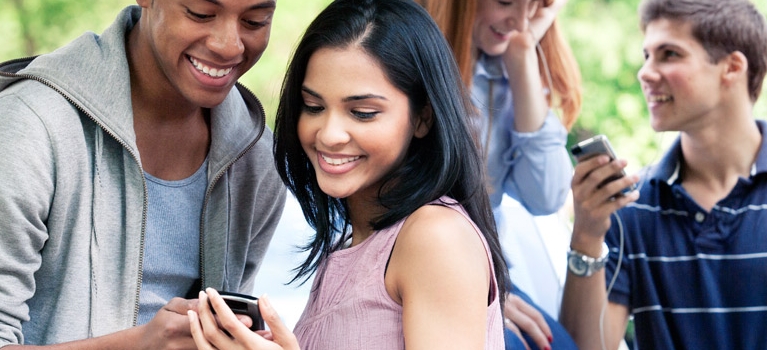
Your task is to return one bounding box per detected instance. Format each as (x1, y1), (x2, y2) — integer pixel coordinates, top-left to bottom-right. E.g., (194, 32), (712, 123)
(527, 0), (569, 42)
(502, 293), (553, 350)
(189, 288), (300, 350)
(504, 0), (569, 63)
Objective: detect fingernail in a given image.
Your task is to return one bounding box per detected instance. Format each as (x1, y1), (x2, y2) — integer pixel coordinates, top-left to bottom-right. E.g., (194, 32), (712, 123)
(548, 335), (553, 343)
(260, 294), (270, 308)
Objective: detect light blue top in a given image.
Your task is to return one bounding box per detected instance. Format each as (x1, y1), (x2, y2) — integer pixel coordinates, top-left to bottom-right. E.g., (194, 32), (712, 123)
(137, 159), (208, 325)
(470, 54), (572, 215)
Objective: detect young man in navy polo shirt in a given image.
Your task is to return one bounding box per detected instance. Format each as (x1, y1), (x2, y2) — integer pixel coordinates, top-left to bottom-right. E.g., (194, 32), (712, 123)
(559, 0), (767, 349)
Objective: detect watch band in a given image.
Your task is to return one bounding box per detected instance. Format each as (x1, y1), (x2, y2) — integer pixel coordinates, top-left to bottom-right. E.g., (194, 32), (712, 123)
(567, 242), (610, 277)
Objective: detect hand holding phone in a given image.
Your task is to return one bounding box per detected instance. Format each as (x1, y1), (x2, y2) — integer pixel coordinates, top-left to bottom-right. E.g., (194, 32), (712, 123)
(570, 135), (637, 196)
(209, 290), (265, 331)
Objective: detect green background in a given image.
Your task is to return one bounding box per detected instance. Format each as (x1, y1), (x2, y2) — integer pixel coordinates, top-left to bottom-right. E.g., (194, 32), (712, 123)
(2, 0), (766, 171)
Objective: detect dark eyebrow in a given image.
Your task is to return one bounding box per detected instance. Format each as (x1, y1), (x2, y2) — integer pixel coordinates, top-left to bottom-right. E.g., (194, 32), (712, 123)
(202, 0), (276, 10)
(302, 86), (389, 103)
(342, 94), (388, 103)
(649, 43), (679, 53)
(302, 86), (323, 100)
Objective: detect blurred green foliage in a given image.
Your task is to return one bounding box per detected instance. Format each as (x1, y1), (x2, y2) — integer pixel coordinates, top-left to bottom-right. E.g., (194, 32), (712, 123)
(1, 0), (766, 171)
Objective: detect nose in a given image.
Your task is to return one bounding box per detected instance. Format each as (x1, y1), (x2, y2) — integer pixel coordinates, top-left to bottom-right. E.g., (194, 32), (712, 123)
(507, 9), (529, 32)
(208, 19), (245, 60)
(637, 58), (659, 84)
(506, 0), (538, 32)
(315, 112), (351, 148)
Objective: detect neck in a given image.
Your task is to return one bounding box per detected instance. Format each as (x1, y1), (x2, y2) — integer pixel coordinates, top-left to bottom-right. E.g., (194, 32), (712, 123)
(678, 103), (760, 210)
(346, 194), (385, 247)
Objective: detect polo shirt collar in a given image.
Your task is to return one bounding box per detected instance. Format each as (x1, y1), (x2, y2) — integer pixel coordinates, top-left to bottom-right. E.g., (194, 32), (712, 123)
(647, 119), (767, 185)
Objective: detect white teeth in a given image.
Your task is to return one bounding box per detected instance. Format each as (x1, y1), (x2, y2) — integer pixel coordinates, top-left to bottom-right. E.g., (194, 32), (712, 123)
(649, 95), (673, 103)
(321, 154), (360, 166)
(189, 56), (233, 78)
(491, 26), (508, 36)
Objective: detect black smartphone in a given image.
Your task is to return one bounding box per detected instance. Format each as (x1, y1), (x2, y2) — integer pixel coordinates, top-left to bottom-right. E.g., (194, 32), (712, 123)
(210, 290), (265, 331)
(570, 134), (637, 195)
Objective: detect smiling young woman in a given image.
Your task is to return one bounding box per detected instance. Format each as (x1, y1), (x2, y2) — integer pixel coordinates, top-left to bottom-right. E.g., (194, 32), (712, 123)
(188, 0), (511, 349)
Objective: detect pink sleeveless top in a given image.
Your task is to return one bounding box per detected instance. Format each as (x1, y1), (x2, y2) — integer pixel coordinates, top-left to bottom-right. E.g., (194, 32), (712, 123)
(293, 197), (504, 349)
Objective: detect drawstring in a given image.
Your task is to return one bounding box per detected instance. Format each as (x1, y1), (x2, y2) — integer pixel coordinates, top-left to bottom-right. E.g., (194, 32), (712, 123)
(484, 80), (495, 165)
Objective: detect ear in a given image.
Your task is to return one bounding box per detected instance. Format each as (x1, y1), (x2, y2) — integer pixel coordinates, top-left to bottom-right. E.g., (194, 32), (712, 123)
(721, 51), (748, 88)
(413, 103), (434, 139)
(136, 0), (151, 9)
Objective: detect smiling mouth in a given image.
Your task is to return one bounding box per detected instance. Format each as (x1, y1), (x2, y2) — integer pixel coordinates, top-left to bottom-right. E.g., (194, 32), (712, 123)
(321, 154), (361, 166)
(490, 26), (509, 36)
(189, 56), (233, 78)
(648, 95), (673, 103)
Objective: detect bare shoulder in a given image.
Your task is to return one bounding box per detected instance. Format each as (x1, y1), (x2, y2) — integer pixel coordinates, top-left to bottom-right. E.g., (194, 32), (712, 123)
(391, 203), (490, 281)
(386, 202), (491, 309)
(398, 204), (483, 249)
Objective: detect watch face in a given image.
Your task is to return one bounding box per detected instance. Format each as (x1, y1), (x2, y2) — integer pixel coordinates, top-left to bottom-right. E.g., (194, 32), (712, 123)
(568, 254), (589, 276)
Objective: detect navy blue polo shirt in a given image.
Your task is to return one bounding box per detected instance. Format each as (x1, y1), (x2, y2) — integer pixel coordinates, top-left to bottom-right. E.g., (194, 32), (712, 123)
(605, 120), (767, 349)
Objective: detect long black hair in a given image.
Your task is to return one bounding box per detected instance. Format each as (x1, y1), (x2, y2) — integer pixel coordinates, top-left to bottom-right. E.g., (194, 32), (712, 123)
(273, 0), (509, 299)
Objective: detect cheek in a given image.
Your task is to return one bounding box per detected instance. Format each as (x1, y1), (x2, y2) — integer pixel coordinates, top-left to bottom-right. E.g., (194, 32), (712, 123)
(296, 116), (313, 147)
(244, 33), (270, 61)
(664, 70), (691, 93)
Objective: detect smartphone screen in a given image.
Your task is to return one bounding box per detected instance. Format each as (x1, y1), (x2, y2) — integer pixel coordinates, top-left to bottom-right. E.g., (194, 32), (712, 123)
(211, 290), (265, 331)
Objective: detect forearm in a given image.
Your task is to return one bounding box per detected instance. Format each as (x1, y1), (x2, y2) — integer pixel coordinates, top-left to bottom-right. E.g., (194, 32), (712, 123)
(505, 46), (549, 133)
(501, 123), (572, 214)
(2, 326), (146, 350)
(560, 235), (628, 350)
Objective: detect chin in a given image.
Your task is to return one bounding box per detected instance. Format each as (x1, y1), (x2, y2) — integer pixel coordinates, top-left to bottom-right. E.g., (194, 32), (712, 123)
(194, 93), (231, 109)
(480, 45), (505, 58)
(649, 118), (673, 133)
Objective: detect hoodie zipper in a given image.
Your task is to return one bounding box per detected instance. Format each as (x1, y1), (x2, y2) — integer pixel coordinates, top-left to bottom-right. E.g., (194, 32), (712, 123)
(0, 65), (150, 326)
(198, 82), (267, 290)
(1, 64), (268, 322)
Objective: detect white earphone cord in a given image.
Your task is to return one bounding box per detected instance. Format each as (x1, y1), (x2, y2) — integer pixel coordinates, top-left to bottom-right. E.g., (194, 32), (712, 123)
(598, 132), (665, 350)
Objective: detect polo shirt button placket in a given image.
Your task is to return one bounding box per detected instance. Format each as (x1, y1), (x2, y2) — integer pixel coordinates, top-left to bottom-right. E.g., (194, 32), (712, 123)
(695, 212), (706, 223)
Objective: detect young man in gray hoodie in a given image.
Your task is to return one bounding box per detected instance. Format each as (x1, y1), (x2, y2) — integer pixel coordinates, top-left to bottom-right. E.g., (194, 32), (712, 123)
(0, 0), (286, 348)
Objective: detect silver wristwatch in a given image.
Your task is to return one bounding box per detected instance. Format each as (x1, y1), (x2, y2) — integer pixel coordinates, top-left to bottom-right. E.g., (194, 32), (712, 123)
(567, 242), (610, 277)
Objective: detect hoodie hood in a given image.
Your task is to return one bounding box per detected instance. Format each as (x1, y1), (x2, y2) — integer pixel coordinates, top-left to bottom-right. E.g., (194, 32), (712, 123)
(0, 5), (266, 175)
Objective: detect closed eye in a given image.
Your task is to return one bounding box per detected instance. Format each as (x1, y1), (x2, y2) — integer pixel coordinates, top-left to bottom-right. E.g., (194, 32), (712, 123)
(186, 8), (214, 20)
(243, 19), (269, 28)
(302, 104), (324, 114)
(352, 110), (379, 119)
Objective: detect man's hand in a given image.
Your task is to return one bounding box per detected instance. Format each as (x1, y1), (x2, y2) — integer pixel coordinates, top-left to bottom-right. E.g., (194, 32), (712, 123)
(571, 155), (639, 251)
(135, 297), (198, 350)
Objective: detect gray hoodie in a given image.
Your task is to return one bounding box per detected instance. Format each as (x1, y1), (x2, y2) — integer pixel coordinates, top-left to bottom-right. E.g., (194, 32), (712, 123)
(0, 6), (286, 346)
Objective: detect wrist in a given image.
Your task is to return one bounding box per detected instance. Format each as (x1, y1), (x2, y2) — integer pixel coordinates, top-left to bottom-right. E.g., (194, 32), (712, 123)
(569, 233), (606, 258)
(567, 241), (610, 277)
(503, 46), (538, 76)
